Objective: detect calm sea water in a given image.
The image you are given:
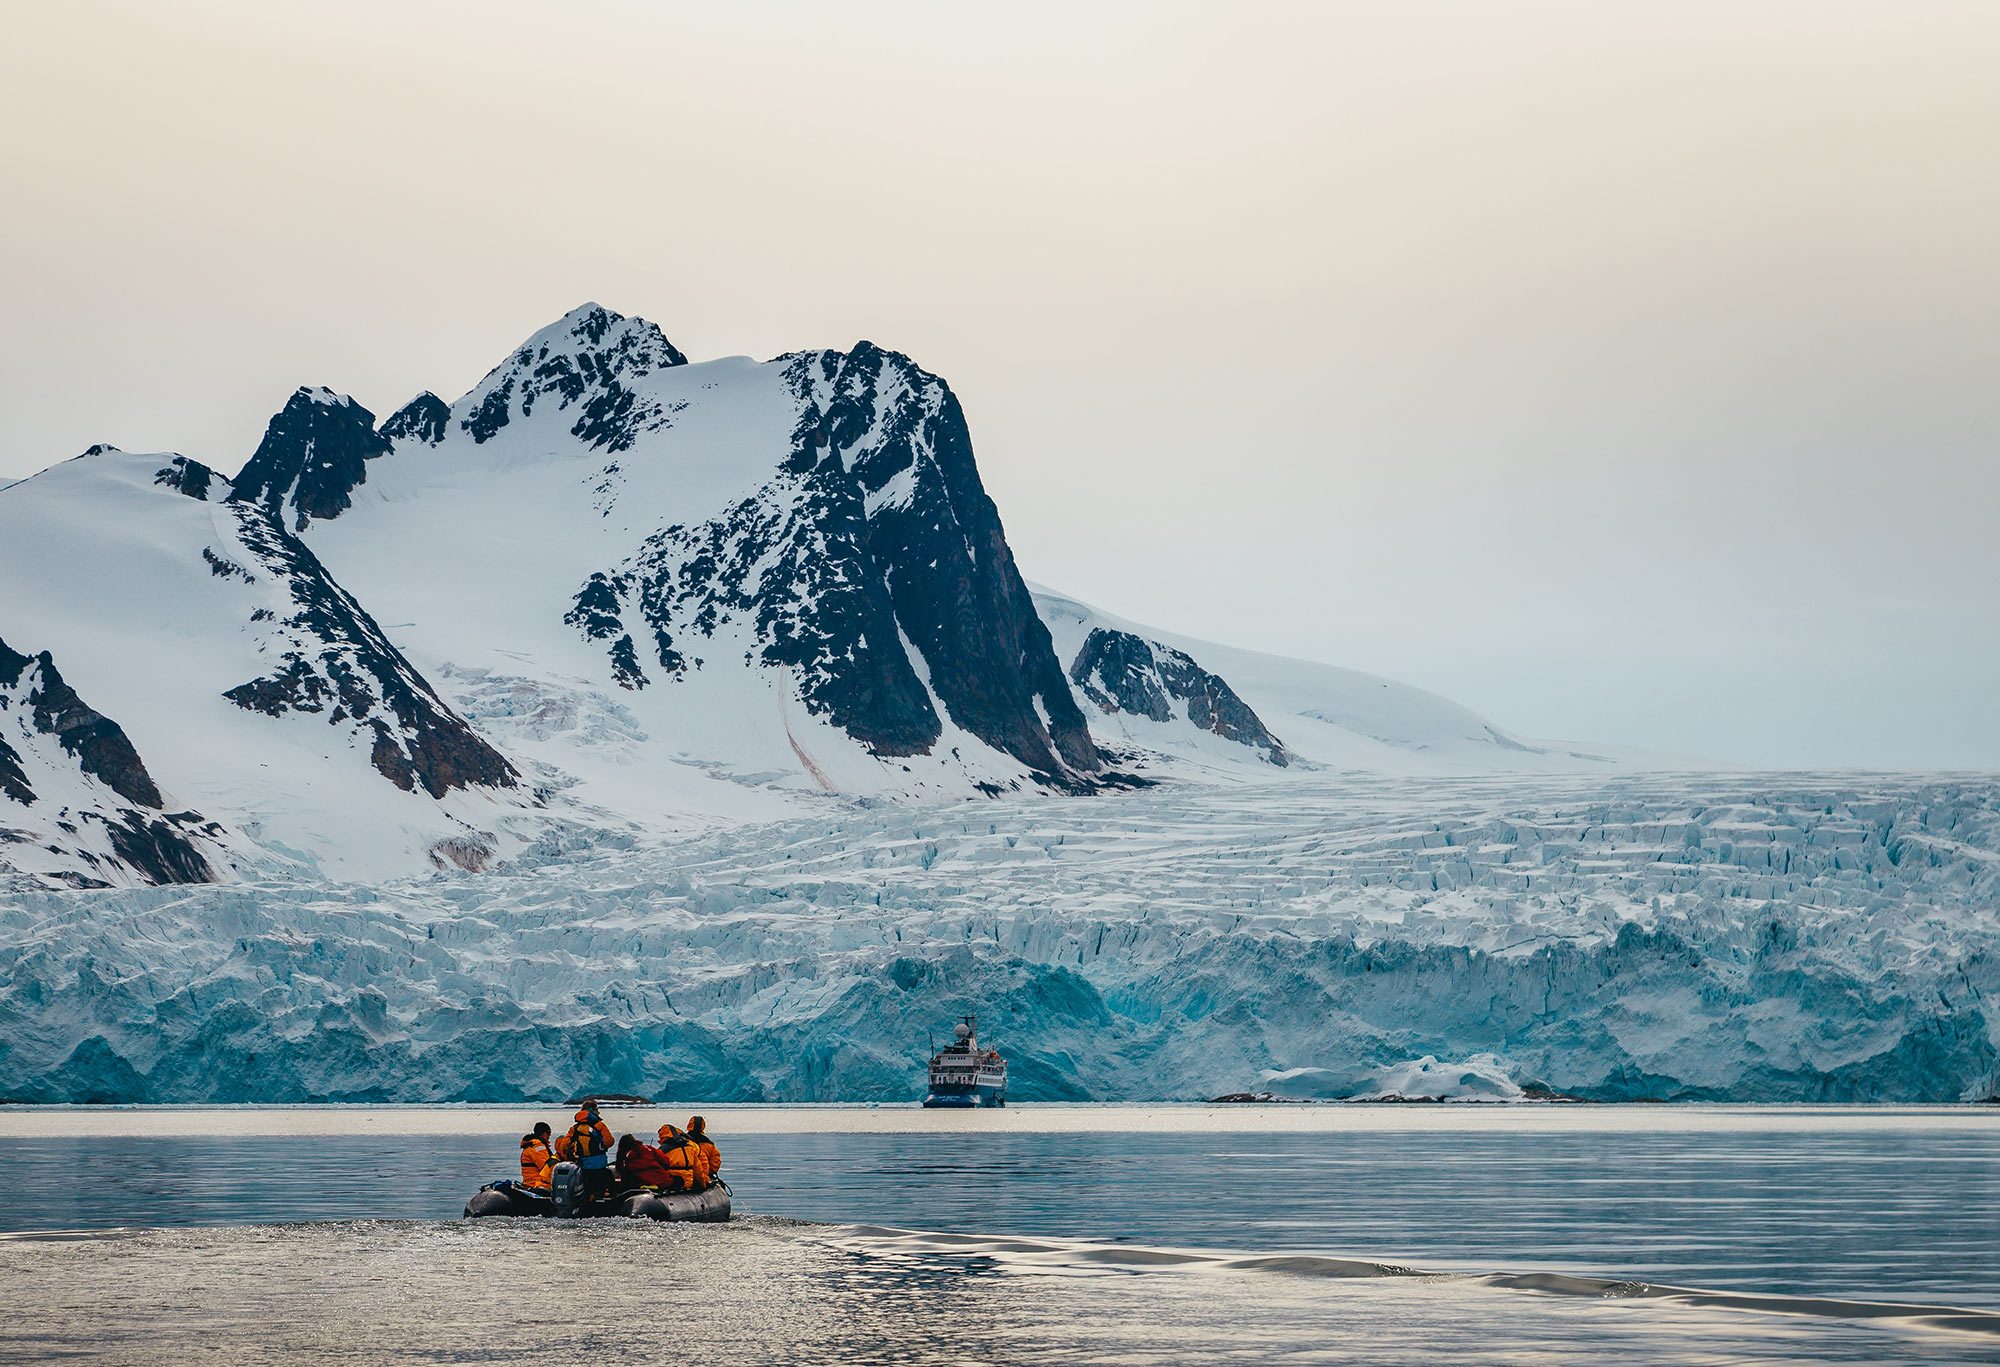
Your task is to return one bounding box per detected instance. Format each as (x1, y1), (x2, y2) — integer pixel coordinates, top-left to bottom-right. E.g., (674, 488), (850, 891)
(3, 1105), (1998, 1365)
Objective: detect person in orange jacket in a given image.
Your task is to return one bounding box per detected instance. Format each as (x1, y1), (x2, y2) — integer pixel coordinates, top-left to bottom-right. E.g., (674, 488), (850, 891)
(656, 1123), (708, 1191)
(563, 1106), (617, 1203)
(519, 1121), (555, 1193)
(686, 1116), (721, 1186)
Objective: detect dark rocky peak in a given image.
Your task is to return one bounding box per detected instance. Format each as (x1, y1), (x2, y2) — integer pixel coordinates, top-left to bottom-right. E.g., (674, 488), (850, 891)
(794, 345), (1102, 783)
(1070, 627), (1289, 766)
(153, 455), (226, 502)
(230, 387), (390, 531)
(0, 637), (34, 807)
(784, 342), (949, 471)
(216, 504), (518, 800)
(0, 633), (165, 806)
(381, 391), (451, 446)
(460, 302), (690, 450)
(0, 631), (218, 884)
(1070, 630), (1173, 722)
(558, 339), (1102, 789)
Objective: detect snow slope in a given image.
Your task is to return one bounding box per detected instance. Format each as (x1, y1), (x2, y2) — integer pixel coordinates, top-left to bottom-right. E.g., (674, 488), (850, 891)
(2, 771), (1994, 1103)
(0, 448), (529, 882)
(0, 630), (229, 888)
(1034, 587), (1703, 776)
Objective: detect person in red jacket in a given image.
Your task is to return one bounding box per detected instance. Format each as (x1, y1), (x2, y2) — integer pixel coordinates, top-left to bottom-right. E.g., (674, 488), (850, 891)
(615, 1133), (688, 1191)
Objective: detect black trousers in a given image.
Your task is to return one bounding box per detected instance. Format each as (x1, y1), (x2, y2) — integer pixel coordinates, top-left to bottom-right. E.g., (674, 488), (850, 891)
(582, 1166), (615, 1201)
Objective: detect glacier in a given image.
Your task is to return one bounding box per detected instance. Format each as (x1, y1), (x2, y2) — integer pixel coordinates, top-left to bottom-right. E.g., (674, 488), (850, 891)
(4, 771), (1995, 1104)
(2, 300), (1991, 1106)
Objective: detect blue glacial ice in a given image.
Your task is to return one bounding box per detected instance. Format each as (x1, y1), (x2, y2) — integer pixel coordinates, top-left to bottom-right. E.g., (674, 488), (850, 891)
(2, 773), (1996, 1104)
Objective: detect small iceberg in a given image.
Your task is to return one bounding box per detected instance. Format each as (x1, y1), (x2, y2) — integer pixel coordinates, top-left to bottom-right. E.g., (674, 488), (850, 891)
(1248, 1054), (1528, 1102)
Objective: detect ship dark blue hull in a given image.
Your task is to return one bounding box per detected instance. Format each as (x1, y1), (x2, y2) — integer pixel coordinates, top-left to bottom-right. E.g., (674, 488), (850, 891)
(923, 1083), (1006, 1108)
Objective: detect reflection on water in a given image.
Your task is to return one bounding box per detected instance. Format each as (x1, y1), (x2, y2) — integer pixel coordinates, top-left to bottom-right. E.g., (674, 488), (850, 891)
(4, 1111), (2000, 1364)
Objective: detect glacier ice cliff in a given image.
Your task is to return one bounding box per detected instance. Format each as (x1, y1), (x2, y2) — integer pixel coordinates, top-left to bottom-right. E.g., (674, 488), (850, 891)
(3, 773), (1995, 1104)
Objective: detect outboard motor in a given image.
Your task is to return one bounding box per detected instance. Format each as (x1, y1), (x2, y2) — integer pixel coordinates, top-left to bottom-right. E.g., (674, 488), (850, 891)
(550, 1160), (583, 1218)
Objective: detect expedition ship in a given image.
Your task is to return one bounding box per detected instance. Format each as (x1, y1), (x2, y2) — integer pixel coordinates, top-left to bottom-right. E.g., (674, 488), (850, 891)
(923, 1017), (1007, 1107)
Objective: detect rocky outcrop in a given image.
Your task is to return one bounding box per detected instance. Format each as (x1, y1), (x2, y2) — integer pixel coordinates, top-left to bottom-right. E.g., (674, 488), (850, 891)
(0, 637), (163, 807)
(380, 392), (450, 445)
(1069, 627), (1288, 765)
(0, 718), (29, 809)
(459, 303), (688, 450)
(151, 455), (224, 501)
(0, 632), (220, 886)
(230, 388), (391, 531)
(561, 340), (1101, 785)
(217, 504), (518, 799)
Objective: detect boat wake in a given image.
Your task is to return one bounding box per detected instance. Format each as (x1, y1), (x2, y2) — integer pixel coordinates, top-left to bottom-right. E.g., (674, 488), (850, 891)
(9, 1216), (2000, 1364)
(830, 1225), (2000, 1339)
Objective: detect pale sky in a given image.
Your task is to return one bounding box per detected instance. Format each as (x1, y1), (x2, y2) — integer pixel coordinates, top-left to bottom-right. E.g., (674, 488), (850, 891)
(3, 1), (1996, 767)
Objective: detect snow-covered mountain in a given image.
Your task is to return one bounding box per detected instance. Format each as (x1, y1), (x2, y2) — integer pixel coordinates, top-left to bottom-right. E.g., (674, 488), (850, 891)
(276, 306), (1106, 823)
(0, 305), (1132, 887)
(2, 302), (1693, 892)
(14, 301), (1979, 1107)
(0, 447), (527, 883)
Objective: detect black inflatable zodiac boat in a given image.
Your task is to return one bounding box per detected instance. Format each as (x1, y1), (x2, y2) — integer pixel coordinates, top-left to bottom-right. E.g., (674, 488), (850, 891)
(465, 1161), (731, 1222)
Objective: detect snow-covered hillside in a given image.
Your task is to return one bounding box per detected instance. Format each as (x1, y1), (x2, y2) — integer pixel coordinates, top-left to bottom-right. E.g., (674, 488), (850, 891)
(2, 772), (1994, 1103)
(0, 448), (528, 883)
(1034, 587), (1701, 776)
(0, 630), (227, 887)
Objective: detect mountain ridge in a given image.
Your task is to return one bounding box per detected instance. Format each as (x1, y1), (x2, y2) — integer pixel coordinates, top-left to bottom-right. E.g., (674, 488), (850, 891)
(1032, 585), (1718, 776)
(5, 303), (1693, 891)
